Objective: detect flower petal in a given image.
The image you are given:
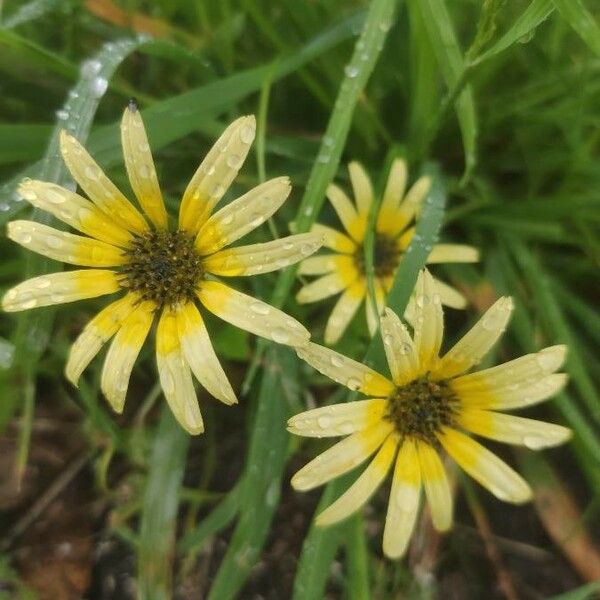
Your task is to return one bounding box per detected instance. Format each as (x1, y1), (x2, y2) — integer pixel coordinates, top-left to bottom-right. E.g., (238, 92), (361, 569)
(326, 183), (366, 241)
(298, 253), (339, 276)
(287, 398), (388, 438)
(296, 257), (359, 304)
(388, 176), (431, 237)
(365, 278), (385, 337)
(65, 293), (138, 385)
(452, 346), (568, 410)
(427, 244), (479, 264)
(296, 342), (394, 397)
(412, 269), (443, 374)
(348, 161), (373, 216)
(195, 177), (291, 255)
(316, 433), (397, 526)
(311, 223), (356, 254)
(179, 116), (256, 234)
(156, 307), (204, 435)
(439, 427), (532, 504)
(7, 220), (126, 267)
(383, 439), (421, 559)
(101, 300), (154, 413)
(18, 179), (132, 247)
(203, 232), (322, 277)
(457, 408), (571, 450)
(2, 269), (120, 312)
(120, 104), (168, 229)
(380, 307), (419, 386)
(433, 297), (514, 379)
(417, 441), (453, 531)
(324, 279), (365, 345)
(432, 277), (467, 309)
(59, 130), (148, 234)
(290, 420), (393, 491)
(377, 158), (408, 235)
(197, 280), (309, 347)
(175, 301), (236, 405)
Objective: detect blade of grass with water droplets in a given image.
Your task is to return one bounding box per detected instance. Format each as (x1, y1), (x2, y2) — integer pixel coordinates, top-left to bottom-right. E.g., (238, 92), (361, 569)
(293, 169), (445, 599)
(206, 346), (298, 600)
(417, 0), (477, 181)
(3, 37), (144, 477)
(552, 0), (600, 57)
(138, 406), (189, 600)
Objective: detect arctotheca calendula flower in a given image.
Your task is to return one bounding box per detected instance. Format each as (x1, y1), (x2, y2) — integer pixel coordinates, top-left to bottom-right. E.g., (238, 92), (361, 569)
(296, 160), (479, 344)
(3, 103), (322, 434)
(289, 270), (570, 558)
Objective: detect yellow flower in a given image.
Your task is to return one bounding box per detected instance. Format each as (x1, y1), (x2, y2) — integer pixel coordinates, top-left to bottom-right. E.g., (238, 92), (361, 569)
(296, 160), (479, 344)
(3, 104), (322, 435)
(289, 270), (570, 558)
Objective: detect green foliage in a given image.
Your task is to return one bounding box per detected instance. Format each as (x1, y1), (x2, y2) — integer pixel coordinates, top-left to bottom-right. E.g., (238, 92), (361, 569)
(0, 0), (598, 597)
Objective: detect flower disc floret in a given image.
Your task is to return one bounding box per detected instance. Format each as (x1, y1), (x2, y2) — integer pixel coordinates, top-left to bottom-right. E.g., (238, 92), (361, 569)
(386, 378), (458, 445)
(120, 230), (203, 307)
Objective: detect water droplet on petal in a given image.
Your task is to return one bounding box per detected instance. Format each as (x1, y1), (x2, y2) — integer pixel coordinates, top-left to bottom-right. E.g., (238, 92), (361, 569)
(56, 109), (69, 121)
(346, 376), (361, 390)
(330, 355), (344, 368)
(271, 327), (290, 344)
(317, 415), (331, 429)
(240, 125), (254, 144)
(250, 302), (270, 316)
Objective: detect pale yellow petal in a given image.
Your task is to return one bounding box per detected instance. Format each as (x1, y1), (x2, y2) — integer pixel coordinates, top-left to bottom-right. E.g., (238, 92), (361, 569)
(296, 342), (394, 397)
(203, 232), (322, 277)
(290, 420), (393, 491)
(65, 293), (138, 385)
(324, 279), (365, 345)
(388, 176), (431, 237)
(427, 244), (479, 264)
(457, 408), (571, 450)
(433, 297), (514, 379)
(175, 301), (236, 405)
(7, 220), (126, 267)
(59, 130), (148, 234)
(417, 441), (452, 531)
(195, 177), (291, 255)
(2, 269), (120, 312)
(348, 162), (373, 216)
(412, 269), (444, 374)
(316, 433), (397, 526)
(452, 346), (568, 410)
(179, 116), (256, 234)
(298, 253), (339, 276)
(296, 267), (356, 304)
(365, 278), (386, 338)
(18, 179), (132, 247)
(377, 158), (408, 235)
(156, 307), (204, 435)
(326, 183), (366, 241)
(439, 427), (532, 504)
(380, 307), (419, 386)
(311, 223), (356, 253)
(120, 104), (168, 229)
(383, 439), (421, 559)
(101, 300), (154, 413)
(432, 277), (467, 309)
(287, 399), (387, 438)
(197, 280), (309, 346)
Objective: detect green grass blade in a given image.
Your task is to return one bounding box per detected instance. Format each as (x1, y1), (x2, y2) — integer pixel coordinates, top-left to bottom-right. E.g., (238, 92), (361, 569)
(293, 169), (446, 599)
(207, 346), (298, 600)
(417, 0), (478, 180)
(553, 0), (600, 57)
(138, 407), (190, 600)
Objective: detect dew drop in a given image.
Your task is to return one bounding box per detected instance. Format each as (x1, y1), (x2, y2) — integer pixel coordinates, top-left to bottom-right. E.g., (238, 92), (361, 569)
(80, 59), (102, 79)
(317, 415), (331, 429)
(300, 243), (316, 256)
(271, 328), (290, 344)
(240, 125), (254, 144)
(226, 154), (242, 169)
(346, 377), (361, 391)
(45, 236), (63, 249)
(330, 355), (344, 368)
(221, 213), (234, 226)
(56, 109), (69, 121)
(84, 165), (101, 181)
(249, 302), (270, 316)
(344, 64), (359, 78)
(91, 77), (108, 98)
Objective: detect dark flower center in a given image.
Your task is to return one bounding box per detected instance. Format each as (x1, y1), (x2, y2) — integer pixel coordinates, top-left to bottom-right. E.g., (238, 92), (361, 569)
(354, 233), (400, 279)
(385, 377), (459, 445)
(120, 230), (203, 307)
